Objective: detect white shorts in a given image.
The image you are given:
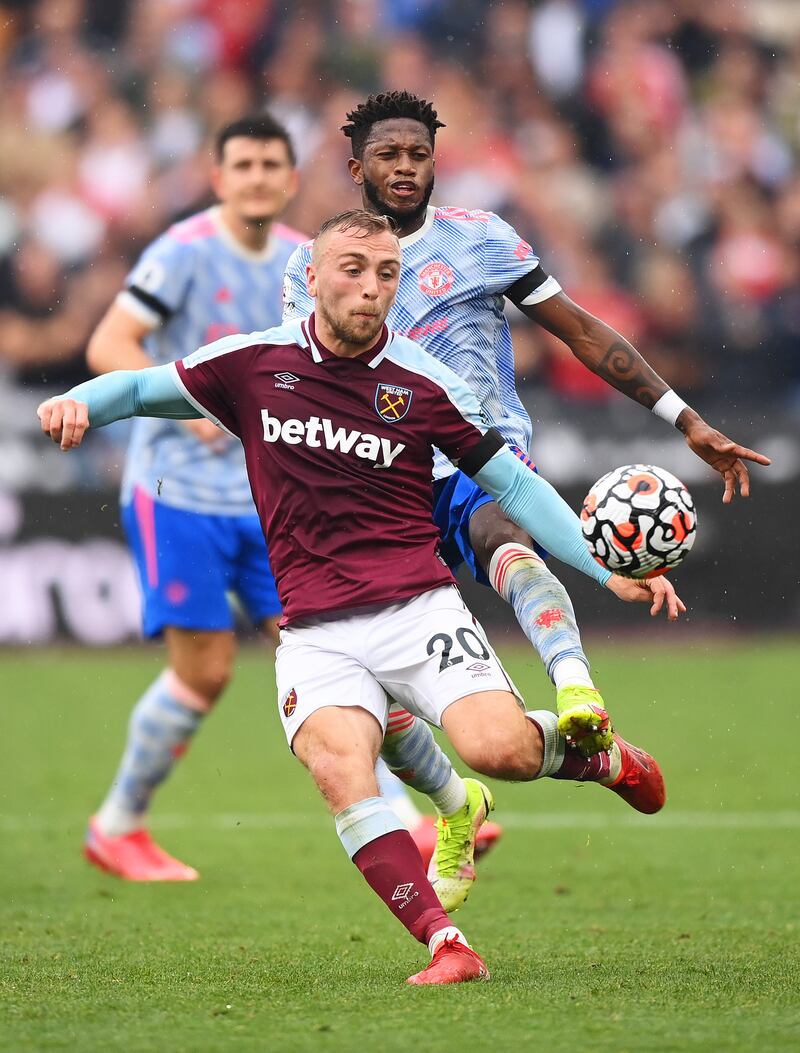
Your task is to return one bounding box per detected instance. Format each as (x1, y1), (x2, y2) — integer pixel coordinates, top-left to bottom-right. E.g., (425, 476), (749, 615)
(275, 585), (521, 748)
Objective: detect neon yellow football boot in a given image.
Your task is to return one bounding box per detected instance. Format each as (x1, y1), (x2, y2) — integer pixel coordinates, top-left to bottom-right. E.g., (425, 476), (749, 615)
(556, 686), (614, 757)
(427, 778), (494, 913)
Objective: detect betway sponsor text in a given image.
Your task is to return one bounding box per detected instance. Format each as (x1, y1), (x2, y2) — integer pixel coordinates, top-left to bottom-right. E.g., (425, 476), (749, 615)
(260, 408), (405, 469)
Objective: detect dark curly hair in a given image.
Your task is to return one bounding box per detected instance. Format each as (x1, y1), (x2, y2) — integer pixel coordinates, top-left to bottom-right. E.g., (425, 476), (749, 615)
(342, 91), (445, 158)
(215, 113), (295, 165)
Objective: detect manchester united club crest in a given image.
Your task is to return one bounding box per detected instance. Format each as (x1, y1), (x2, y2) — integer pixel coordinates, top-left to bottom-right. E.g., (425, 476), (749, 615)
(375, 384), (413, 423)
(418, 261), (454, 296)
(283, 688), (297, 718)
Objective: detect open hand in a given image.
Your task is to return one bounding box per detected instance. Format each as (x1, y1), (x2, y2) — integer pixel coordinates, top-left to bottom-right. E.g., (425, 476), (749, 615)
(37, 398), (89, 451)
(681, 417), (771, 504)
(605, 573), (686, 621)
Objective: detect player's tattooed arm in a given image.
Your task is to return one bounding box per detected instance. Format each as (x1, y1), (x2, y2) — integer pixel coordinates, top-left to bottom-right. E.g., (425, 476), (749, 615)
(520, 291), (668, 408)
(522, 290), (771, 502)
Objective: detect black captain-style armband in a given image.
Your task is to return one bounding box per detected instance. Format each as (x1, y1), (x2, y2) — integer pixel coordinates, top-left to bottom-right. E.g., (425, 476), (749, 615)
(503, 265), (553, 307)
(126, 284), (173, 322)
(456, 427), (506, 477)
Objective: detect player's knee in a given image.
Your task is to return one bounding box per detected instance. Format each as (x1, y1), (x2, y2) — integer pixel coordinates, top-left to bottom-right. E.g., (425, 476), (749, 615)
(194, 664), (232, 703)
(306, 746), (373, 809)
(174, 657), (233, 705)
(169, 633), (236, 704)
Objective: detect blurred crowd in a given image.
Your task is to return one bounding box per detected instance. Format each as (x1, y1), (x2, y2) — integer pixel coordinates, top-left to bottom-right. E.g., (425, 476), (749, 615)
(1, 0), (799, 416)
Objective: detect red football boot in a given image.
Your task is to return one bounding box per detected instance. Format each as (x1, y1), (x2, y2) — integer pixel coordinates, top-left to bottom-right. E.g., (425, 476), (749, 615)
(84, 817), (199, 881)
(406, 937), (490, 986)
(605, 735), (666, 814)
(411, 816), (503, 869)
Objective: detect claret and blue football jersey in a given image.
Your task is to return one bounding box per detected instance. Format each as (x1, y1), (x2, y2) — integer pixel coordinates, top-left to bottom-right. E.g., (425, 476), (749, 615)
(173, 314), (504, 623)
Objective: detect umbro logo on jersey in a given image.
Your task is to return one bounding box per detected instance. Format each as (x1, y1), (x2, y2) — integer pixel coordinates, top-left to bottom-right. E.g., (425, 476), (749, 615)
(375, 383), (412, 423)
(274, 372), (301, 389)
(261, 408), (406, 468)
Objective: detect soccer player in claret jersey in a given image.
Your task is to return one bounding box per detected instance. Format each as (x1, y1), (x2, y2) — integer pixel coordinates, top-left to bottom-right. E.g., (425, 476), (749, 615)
(82, 113), (501, 887)
(282, 91), (770, 871)
(40, 210), (684, 983)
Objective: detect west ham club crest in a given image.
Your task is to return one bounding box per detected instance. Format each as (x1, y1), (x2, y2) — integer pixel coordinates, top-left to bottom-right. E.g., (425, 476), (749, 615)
(283, 688), (297, 717)
(375, 384), (413, 423)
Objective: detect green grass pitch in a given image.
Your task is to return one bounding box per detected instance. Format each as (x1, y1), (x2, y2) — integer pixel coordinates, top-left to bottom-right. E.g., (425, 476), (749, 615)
(2, 640), (799, 1052)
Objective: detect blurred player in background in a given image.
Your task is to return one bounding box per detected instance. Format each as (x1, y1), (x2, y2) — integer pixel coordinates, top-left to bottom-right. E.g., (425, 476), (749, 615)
(283, 92), (770, 858)
(82, 114), (306, 880)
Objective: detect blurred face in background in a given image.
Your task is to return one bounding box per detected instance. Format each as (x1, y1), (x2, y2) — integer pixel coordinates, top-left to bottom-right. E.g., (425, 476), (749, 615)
(349, 118), (435, 229)
(211, 136), (299, 226)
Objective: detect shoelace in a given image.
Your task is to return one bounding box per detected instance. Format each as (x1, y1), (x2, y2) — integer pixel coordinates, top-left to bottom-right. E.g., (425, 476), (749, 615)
(433, 810), (472, 876)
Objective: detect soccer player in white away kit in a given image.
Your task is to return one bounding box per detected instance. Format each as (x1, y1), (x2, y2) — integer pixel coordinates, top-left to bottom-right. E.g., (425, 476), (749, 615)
(282, 92), (770, 864)
(82, 114), (306, 880)
(40, 211), (685, 984)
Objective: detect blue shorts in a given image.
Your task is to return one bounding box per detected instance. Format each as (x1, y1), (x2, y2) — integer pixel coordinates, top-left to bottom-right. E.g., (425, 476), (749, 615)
(432, 446), (543, 587)
(122, 488), (281, 637)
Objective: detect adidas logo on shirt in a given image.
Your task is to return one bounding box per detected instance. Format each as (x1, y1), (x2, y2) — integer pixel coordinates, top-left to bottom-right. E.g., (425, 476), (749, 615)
(260, 408), (406, 469)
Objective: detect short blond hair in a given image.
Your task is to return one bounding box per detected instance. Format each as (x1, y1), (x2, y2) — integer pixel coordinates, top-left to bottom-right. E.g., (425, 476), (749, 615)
(312, 209), (398, 262)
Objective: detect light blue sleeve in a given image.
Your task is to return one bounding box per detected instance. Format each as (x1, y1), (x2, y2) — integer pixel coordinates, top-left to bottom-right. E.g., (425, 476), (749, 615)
(483, 212), (543, 296)
(281, 243), (314, 321)
(125, 230), (195, 318)
(472, 446), (612, 587)
(62, 364), (201, 428)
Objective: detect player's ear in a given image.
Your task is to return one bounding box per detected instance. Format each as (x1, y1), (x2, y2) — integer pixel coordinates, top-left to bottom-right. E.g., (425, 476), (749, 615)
(306, 264), (318, 299)
(348, 157), (364, 186)
(210, 164), (224, 199)
(282, 167), (301, 205)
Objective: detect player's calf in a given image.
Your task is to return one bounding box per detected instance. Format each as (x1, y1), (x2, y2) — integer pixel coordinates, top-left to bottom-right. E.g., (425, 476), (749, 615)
(443, 690), (543, 781)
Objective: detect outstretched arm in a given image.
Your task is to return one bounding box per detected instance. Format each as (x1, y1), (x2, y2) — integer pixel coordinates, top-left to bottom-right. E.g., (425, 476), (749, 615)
(471, 444), (685, 619)
(522, 291), (771, 502)
(87, 301), (225, 448)
(38, 364), (200, 450)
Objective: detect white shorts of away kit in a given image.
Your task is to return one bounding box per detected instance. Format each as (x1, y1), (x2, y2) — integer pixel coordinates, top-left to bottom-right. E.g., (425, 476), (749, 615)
(276, 584), (522, 748)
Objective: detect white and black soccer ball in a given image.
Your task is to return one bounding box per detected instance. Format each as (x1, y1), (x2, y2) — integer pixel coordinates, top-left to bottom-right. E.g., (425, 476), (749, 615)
(581, 464), (697, 579)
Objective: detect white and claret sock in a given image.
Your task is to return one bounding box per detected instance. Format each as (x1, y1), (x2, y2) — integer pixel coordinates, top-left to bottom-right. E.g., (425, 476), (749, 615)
(335, 796), (407, 858)
(526, 710), (622, 782)
(95, 669), (209, 836)
(336, 798), (466, 946)
(488, 543), (594, 689)
(380, 705), (467, 816)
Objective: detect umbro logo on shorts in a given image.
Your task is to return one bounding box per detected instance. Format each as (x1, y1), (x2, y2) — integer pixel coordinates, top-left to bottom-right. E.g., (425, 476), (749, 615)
(261, 407), (406, 468)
